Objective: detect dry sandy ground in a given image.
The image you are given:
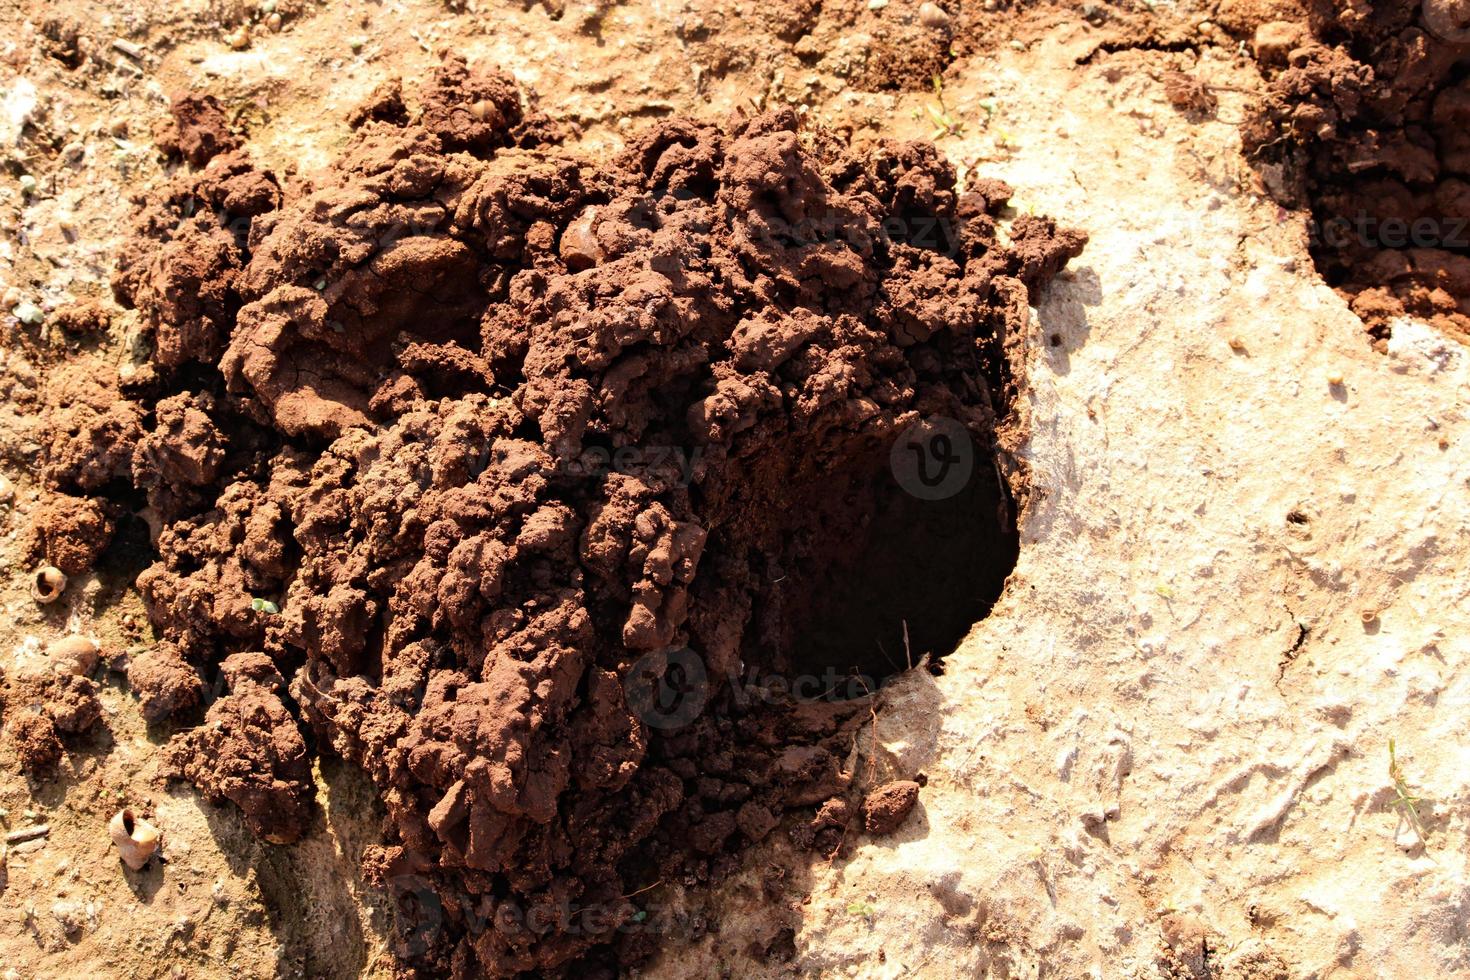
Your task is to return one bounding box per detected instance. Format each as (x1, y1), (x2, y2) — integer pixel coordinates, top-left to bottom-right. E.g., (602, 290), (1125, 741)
(1, 1), (1467, 978)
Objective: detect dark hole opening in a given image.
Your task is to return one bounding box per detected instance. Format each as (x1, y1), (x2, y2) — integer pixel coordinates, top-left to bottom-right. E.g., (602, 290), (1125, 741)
(759, 424), (1018, 695)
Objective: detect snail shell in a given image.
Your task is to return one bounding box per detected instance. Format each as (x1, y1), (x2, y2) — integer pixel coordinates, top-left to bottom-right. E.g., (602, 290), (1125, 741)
(109, 808), (162, 871)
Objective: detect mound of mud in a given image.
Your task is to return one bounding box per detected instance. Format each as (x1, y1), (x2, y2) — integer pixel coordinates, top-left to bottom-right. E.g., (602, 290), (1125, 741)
(35, 57), (1083, 976)
(1244, 0), (1470, 345)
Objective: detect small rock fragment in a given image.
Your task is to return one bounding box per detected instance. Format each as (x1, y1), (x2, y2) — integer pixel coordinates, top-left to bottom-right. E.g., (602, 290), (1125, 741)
(559, 207), (605, 270)
(1252, 21), (1305, 66)
(111, 37), (144, 60)
(45, 635), (99, 677)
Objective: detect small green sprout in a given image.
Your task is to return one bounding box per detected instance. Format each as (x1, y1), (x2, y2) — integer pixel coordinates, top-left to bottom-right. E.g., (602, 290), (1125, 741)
(845, 900), (878, 917)
(925, 74), (964, 140)
(1388, 739), (1429, 846)
(251, 598), (280, 615)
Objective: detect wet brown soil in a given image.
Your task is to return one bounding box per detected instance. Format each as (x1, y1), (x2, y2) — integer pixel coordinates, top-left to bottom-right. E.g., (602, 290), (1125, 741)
(23, 57), (1083, 977)
(1244, 0), (1470, 346)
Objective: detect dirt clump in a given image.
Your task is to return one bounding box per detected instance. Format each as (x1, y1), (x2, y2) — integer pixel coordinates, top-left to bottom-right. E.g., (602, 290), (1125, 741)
(6, 708), (66, 773)
(127, 642), (204, 724)
(162, 652), (313, 844)
(41, 56), (1084, 977)
(1243, 0), (1470, 345)
(27, 491), (114, 576)
(157, 94), (241, 167)
(52, 301), (111, 337)
(1, 666), (104, 775)
(40, 358), (145, 492)
(862, 779), (921, 834)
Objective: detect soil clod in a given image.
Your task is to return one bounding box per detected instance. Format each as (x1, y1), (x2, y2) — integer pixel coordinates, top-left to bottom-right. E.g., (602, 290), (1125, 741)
(862, 779), (921, 834)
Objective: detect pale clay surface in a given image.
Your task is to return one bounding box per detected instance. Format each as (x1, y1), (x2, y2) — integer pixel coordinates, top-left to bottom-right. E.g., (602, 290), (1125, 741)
(1, 2), (1467, 978)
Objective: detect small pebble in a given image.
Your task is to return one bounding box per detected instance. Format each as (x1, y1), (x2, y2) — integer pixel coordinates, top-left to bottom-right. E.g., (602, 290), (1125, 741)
(918, 1), (951, 29)
(13, 301), (44, 325)
(111, 37), (144, 60)
(46, 636), (100, 676)
(18, 174), (37, 195)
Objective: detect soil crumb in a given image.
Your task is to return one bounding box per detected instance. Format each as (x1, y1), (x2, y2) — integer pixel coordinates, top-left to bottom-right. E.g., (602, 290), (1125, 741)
(157, 93), (241, 167)
(40, 56), (1083, 976)
(862, 779), (921, 834)
(1244, 0), (1470, 346)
